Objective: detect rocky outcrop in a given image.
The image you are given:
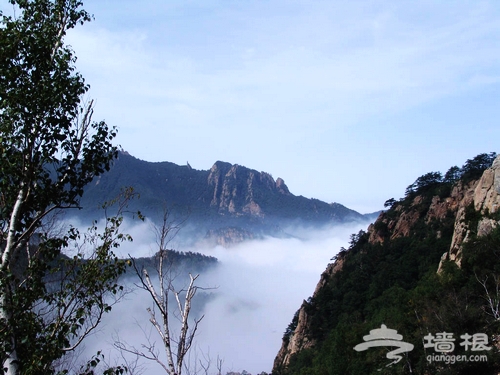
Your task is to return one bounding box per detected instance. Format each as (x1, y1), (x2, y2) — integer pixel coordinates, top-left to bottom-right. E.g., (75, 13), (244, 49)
(207, 162), (291, 218)
(273, 300), (314, 370)
(473, 155), (500, 213)
(276, 178), (291, 195)
(273, 253), (347, 371)
(204, 227), (255, 247)
(440, 156), (500, 269)
(207, 161), (233, 208)
(366, 156), (500, 269)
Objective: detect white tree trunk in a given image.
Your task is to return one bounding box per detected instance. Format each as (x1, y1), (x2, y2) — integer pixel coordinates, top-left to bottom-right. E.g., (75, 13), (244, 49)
(1, 187), (26, 375)
(0, 293), (19, 375)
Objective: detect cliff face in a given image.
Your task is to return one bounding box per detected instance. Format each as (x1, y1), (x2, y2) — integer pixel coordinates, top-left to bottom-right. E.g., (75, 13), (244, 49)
(444, 157), (500, 266)
(273, 154), (500, 374)
(207, 161), (290, 217)
(273, 254), (347, 370)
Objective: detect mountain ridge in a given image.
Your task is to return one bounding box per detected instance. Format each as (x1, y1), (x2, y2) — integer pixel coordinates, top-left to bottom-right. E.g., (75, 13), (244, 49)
(80, 152), (374, 246)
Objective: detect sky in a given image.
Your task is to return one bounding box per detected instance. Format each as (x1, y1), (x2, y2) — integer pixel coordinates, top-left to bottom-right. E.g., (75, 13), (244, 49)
(52, 0), (500, 214)
(3, 1), (500, 371)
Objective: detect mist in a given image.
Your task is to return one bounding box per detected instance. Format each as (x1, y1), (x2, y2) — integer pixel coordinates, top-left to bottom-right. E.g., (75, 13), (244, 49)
(72, 219), (370, 374)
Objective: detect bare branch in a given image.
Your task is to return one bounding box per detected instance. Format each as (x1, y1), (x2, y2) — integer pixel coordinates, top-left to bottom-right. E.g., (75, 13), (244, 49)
(117, 210), (214, 375)
(476, 273), (500, 320)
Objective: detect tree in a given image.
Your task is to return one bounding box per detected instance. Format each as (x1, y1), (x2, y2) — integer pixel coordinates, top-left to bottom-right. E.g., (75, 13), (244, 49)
(383, 198), (396, 208)
(115, 211), (210, 375)
(0, 1), (127, 373)
(461, 152), (497, 182)
(443, 165), (462, 184)
(405, 172), (443, 196)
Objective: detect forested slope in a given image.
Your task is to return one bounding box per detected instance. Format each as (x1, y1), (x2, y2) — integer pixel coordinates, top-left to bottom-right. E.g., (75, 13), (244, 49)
(273, 152), (500, 375)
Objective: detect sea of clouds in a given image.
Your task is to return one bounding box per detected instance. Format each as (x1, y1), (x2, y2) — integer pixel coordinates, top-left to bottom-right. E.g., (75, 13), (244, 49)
(67, 218), (371, 374)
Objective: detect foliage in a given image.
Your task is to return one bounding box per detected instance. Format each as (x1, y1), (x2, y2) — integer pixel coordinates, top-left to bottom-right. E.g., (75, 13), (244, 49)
(404, 152), (497, 201)
(2, 216), (128, 372)
(131, 249), (218, 276)
(0, 1), (131, 373)
(461, 152), (497, 183)
(405, 171), (443, 197)
(278, 152), (500, 375)
(444, 166), (461, 184)
(384, 198), (397, 208)
(63, 350), (128, 375)
(282, 309), (300, 344)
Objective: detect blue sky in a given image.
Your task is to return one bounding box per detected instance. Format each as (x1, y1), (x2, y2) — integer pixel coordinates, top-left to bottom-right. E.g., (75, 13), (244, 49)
(57, 0), (500, 213)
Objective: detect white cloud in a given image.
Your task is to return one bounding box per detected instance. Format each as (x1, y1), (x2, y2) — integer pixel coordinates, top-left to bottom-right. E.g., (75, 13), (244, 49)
(67, 1), (500, 132)
(80, 221), (369, 374)
(61, 0), (500, 213)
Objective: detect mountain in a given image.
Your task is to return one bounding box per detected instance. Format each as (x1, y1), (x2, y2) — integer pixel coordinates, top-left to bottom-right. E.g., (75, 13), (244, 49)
(273, 152), (500, 374)
(79, 152), (370, 246)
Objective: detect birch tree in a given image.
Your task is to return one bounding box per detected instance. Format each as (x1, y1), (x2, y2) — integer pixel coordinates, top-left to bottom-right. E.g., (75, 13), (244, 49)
(115, 212), (208, 375)
(0, 1), (128, 373)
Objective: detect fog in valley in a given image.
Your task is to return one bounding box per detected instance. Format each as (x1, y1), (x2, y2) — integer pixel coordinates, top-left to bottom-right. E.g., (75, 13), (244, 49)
(70, 218), (371, 374)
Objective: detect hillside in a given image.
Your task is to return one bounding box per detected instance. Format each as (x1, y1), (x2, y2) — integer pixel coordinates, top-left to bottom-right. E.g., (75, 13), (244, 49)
(273, 152), (500, 375)
(79, 152), (372, 246)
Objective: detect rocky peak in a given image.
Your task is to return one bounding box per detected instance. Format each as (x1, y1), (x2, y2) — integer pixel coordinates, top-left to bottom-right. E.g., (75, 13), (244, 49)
(207, 162), (272, 217)
(276, 177), (292, 195)
(206, 162), (298, 217)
